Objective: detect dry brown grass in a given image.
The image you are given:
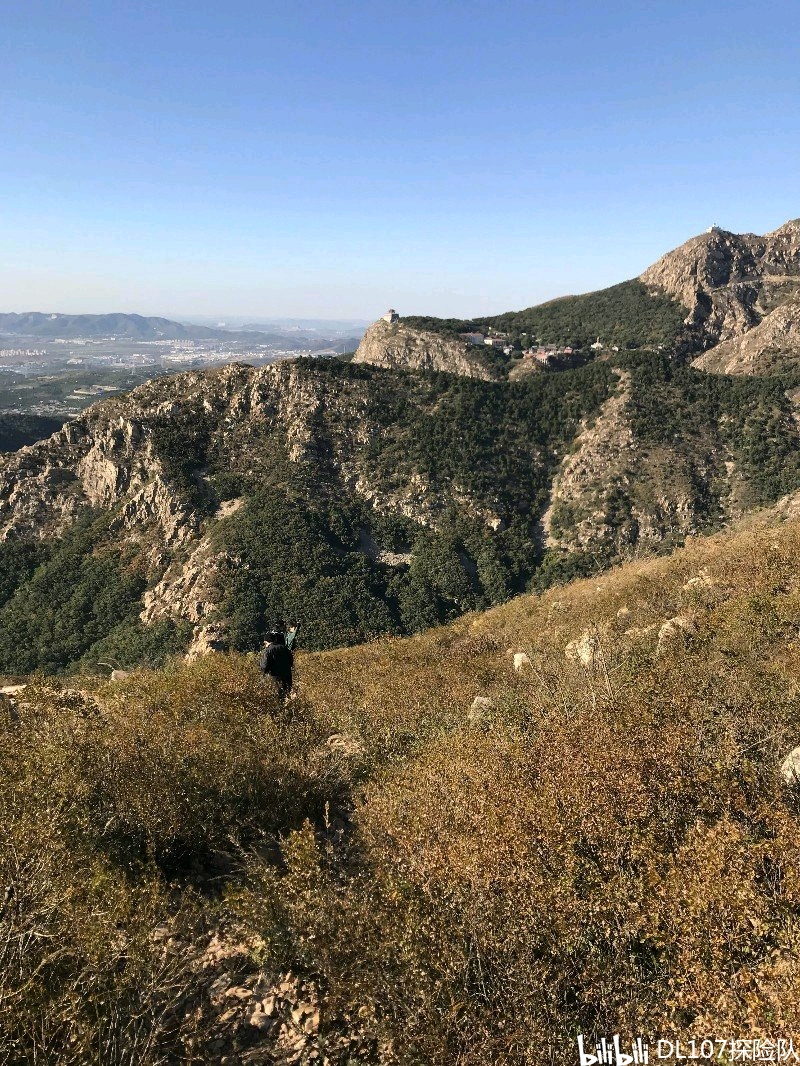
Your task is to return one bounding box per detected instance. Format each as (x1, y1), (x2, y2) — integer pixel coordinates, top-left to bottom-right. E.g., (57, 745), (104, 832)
(6, 519), (800, 1062)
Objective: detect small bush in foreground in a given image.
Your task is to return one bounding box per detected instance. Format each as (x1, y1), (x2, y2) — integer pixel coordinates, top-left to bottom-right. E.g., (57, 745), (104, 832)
(10, 656), (343, 876)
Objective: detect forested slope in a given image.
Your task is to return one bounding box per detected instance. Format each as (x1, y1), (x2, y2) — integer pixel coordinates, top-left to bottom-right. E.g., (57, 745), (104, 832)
(2, 354), (800, 673)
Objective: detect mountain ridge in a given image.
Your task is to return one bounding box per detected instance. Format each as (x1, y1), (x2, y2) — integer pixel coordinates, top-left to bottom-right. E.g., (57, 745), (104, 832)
(2, 349), (800, 671)
(0, 311), (352, 348)
(642, 218), (800, 368)
(353, 219), (800, 378)
(0, 311), (234, 341)
(3, 219), (800, 672)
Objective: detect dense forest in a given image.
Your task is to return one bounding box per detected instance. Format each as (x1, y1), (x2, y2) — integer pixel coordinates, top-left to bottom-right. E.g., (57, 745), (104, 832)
(625, 353), (800, 508)
(0, 513), (189, 674)
(403, 279), (689, 355)
(0, 413), (64, 452)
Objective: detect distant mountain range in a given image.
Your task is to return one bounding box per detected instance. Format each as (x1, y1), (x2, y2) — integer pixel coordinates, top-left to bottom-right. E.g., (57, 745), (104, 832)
(0, 312), (230, 341)
(0, 311), (362, 350)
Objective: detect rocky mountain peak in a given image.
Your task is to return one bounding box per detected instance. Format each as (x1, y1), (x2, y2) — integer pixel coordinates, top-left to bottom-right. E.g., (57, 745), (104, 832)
(352, 317), (500, 379)
(639, 218), (800, 370)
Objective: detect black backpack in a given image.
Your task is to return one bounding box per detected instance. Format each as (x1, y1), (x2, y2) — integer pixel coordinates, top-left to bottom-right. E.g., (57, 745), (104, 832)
(259, 642), (293, 680)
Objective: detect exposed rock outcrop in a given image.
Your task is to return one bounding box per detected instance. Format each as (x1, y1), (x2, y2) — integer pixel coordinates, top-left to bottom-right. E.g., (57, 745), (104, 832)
(541, 378), (638, 553)
(640, 219), (800, 372)
(692, 292), (800, 375)
(781, 746), (800, 785)
(564, 631), (601, 669)
(656, 615), (697, 654)
(352, 318), (499, 379)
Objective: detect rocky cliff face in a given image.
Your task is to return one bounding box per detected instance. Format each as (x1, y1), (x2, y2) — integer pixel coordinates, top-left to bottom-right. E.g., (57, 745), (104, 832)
(0, 365), (250, 547)
(692, 292), (800, 375)
(640, 219), (800, 371)
(352, 319), (499, 379)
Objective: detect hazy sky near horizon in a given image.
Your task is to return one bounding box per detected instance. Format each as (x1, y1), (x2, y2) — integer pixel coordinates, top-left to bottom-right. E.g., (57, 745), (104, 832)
(1, 0), (799, 321)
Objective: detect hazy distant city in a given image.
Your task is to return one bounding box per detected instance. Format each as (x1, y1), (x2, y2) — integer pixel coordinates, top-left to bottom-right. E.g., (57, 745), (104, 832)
(0, 319), (367, 418)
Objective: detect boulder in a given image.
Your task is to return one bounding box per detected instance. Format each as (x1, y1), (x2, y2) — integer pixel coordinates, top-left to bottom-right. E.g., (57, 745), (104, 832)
(224, 986), (252, 1002)
(682, 568), (714, 592)
(469, 695), (495, 723)
(0, 684), (27, 696)
(247, 1007), (272, 1031)
(780, 746), (800, 784)
(565, 631), (600, 668)
(656, 616), (697, 654)
(513, 652), (532, 673)
(185, 622), (228, 661)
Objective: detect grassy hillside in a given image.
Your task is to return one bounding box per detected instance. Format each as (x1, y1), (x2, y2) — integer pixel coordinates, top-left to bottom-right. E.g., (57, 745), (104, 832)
(403, 279), (689, 355)
(5, 514), (800, 1062)
(480, 279), (689, 351)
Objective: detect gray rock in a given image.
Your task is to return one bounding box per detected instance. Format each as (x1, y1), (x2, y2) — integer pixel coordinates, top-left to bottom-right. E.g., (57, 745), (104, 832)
(682, 568), (714, 592)
(656, 616), (697, 654)
(247, 1007), (272, 1031)
(642, 219), (800, 359)
(565, 632), (600, 668)
(469, 696), (495, 723)
(780, 746), (800, 784)
(353, 318), (499, 380)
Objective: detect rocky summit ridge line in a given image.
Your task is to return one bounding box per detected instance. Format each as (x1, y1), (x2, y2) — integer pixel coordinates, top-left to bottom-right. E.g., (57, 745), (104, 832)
(642, 219), (800, 372)
(353, 218), (800, 378)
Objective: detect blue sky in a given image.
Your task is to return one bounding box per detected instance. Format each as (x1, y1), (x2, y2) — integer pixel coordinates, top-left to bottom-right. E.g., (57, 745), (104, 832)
(1, 0), (799, 320)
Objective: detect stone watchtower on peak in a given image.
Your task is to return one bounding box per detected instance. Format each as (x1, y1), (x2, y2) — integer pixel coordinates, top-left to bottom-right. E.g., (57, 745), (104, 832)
(382, 309), (399, 323)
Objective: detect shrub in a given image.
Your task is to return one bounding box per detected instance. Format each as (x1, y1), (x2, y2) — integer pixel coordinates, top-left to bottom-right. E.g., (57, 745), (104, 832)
(7, 656), (345, 876)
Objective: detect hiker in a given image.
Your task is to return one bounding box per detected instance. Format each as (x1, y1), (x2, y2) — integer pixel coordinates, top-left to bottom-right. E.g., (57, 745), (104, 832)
(259, 623), (296, 699)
